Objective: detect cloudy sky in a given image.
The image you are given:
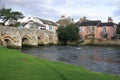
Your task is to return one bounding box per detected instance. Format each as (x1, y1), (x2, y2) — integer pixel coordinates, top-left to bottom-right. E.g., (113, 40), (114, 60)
(3, 0), (120, 23)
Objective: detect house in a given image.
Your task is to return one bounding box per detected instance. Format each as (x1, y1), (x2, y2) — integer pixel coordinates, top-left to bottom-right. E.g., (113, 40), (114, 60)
(39, 18), (58, 32)
(5, 18), (17, 26)
(56, 15), (74, 27)
(18, 17), (46, 30)
(24, 21), (45, 30)
(18, 17), (58, 32)
(95, 17), (117, 39)
(0, 16), (6, 24)
(76, 17), (100, 39)
(76, 17), (117, 40)
(17, 17), (29, 23)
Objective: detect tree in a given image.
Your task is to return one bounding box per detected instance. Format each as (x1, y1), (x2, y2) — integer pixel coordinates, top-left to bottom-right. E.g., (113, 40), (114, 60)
(116, 22), (120, 34)
(57, 24), (79, 44)
(0, 8), (24, 20)
(11, 11), (24, 20)
(0, 8), (12, 19)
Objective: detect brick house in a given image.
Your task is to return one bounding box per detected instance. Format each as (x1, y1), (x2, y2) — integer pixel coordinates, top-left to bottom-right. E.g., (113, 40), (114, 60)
(76, 17), (117, 40)
(95, 17), (117, 39)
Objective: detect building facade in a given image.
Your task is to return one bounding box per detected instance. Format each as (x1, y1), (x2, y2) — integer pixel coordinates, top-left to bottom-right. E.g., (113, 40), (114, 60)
(76, 17), (117, 40)
(18, 17), (58, 32)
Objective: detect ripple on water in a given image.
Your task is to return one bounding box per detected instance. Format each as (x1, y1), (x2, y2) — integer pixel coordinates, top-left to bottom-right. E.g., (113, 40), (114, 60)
(22, 46), (120, 75)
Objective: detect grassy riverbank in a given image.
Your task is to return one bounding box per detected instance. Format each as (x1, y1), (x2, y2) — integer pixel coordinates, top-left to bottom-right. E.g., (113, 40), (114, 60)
(0, 47), (119, 80)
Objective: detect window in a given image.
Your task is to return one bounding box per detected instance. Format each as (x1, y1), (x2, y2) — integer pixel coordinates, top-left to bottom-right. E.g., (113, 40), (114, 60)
(49, 26), (53, 31)
(103, 26), (106, 33)
(79, 27), (82, 32)
(90, 26), (95, 32)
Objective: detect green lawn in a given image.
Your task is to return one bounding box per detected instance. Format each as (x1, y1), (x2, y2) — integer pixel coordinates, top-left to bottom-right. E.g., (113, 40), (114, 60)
(0, 47), (119, 80)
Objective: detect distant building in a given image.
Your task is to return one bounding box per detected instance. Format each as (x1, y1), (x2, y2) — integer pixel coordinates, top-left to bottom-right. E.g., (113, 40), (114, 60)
(39, 18), (58, 32)
(0, 16), (6, 24)
(96, 18), (117, 39)
(76, 17), (117, 40)
(5, 18), (17, 26)
(24, 21), (45, 30)
(18, 17), (58, 32)
(56, 15), (74, 26)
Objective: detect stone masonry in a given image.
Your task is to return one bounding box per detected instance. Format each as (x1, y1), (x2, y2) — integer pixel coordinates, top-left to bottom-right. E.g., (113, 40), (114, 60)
(0, 26), (58, 48)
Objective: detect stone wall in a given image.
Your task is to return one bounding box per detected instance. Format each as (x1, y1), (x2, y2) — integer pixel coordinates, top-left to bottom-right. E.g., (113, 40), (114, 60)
(0, 26), (58, 48)
(81, 39), (120, 46)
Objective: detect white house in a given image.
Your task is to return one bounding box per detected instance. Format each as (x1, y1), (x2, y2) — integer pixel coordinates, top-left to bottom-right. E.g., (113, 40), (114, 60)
(18, 16), (58, 32)
(40, 19), (58, 32)
(0, 16), (6, 23)
(5, 18), (17, 26)
(24, 21), (45, 30)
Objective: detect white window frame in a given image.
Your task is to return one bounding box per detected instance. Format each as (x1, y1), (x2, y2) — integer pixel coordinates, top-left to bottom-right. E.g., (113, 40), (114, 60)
(90, 26), (96, 32)
(103, 26), (107, 33)
(49, 26), (53, 31)
(79, 27), (82, 32)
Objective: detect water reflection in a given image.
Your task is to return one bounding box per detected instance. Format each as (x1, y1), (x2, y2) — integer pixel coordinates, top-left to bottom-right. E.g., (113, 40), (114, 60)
(22, 45), (120, 75)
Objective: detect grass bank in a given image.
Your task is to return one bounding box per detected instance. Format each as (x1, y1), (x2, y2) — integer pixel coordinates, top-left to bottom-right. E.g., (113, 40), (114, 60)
(0, 47), (119, 80)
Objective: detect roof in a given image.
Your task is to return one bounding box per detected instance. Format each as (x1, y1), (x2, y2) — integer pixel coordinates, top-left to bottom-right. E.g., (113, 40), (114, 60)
(25, 21), (45, 27)
(39, 19), (57, 26)
(97, 22), (116, 27)
(77, 20), (101, 26)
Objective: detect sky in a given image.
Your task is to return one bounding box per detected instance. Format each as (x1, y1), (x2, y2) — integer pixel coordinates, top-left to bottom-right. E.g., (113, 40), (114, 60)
(2, 0), (120, 23)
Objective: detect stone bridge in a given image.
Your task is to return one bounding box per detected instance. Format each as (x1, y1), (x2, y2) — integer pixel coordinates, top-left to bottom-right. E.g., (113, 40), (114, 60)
(0, 26), (58, 48)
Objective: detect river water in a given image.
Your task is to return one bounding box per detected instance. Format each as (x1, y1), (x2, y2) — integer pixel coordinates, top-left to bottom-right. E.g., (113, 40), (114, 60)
(22, 45), (120, 75)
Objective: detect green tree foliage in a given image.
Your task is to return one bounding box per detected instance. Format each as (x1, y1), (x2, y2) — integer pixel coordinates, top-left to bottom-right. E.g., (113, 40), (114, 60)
(57, 24), (79, 44)
(116, 22), (120, 34)
(0, 8), (11, 19)
(11, 11), (24, 20)
(0, 8), (24, 20)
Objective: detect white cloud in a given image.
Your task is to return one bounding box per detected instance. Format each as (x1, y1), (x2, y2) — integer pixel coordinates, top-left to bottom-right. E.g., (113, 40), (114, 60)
(3, 0), (120, 23)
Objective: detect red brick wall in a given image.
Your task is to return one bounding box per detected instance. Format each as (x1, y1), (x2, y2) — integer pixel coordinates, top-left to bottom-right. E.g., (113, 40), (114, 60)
(95, 27), (103, 39)
(80, 26), (115, 39)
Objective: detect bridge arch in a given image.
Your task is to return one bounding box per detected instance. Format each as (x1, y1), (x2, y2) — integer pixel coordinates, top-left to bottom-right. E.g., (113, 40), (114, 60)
(3, 36), (13, 47)
(21, 35), (31, 46)
(37, 34), (44, 44)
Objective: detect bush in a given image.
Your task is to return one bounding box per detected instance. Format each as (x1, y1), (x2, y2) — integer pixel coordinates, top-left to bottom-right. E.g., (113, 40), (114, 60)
(116, 22), (120, 34)
(57, 24), (79, 44)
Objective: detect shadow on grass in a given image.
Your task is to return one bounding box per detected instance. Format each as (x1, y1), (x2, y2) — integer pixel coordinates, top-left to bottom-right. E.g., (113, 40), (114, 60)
(40, 59), (68, 80)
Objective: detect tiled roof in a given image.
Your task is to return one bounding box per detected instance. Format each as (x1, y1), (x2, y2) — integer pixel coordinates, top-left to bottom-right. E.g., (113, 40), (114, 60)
(97, 22), (116, 27)
(39, 19), (57, 26)
(25, 21), (45, 27)
(77, 20), (101, 26)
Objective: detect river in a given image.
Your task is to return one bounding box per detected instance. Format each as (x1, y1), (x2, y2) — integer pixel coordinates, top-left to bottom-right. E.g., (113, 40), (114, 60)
(22, 45), (120, 75)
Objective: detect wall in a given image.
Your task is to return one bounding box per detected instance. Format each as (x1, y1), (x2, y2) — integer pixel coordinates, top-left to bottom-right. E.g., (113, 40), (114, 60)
(95, 27), (103, 39)
(95, 26), (115, 39)
(80, 26), (96, 39)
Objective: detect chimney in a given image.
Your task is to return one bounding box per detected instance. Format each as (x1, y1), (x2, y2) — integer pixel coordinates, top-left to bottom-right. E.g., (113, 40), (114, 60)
(80, 18), (83, 22)
(61, 15), (65, 19)
(83, 16), (87, 22)
(108, 17), (113, 22)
